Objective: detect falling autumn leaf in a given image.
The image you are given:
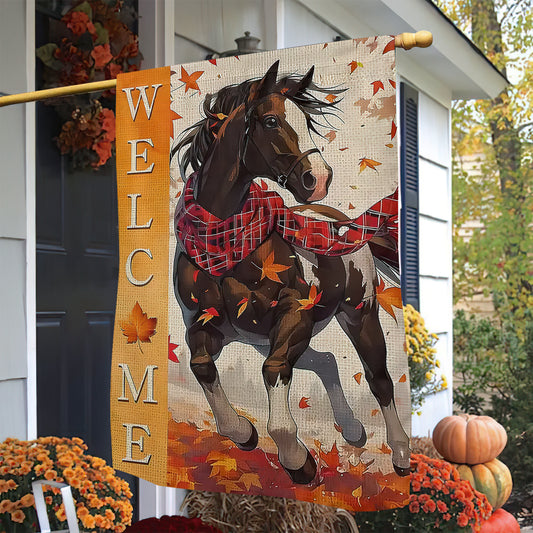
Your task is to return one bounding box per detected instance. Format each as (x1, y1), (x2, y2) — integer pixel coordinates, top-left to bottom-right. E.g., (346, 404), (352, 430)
(299, 397), (311, 409)
(353, 372), (363, 384)
(239, 472), (262, 490)
(208, 58), (217, 65)
(322, 43), (328, 49)
(378, 443), (392, 455)
(175, 190), (182, 198)
(197, 307), (219, 325)
(339, 147), (349, 151)
(325, 130), (336, 143)
(334, 423), (343, 433)
(375, 278), (403, 321)
(237, 297), (248, 318)
(348, 203), (355, 210)
(399, 374), (407, 383)
(168, 336), (179, 363)
(193, 270), (200, 283)
(383, 38), (395, 54)
(297, 284), (323, 311)
(371, 80), (385, 96)
(179, 66), (204, 93)
(270, 300), (278, 307)
(385, 143), (394, 148)
(216, 479), (241, 492)
(325, 94), (338, 103)
(389, 120), (397, 140)
(260, 252), (290, 283)
(352, 485), (363, 499)
(348, 61), (363, 73)
(371, 409), (380, 416)
(359, 157), (382, 173)
(389, 79), (396, 89)
(191, 292), (198, 303)
(121, 302), (157, 350)
(216, 112), (227, 120)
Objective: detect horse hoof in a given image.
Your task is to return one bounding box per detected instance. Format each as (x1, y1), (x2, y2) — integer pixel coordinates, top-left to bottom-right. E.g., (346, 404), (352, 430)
(390, 440), (411, 477)
(235, 420), (258, 452)
(284, 450), (317, 485)
(343, 422), (367, 448)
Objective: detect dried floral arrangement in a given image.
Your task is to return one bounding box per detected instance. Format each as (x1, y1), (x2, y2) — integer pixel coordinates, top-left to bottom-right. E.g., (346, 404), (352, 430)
(0, 436), (132, 532)
(36, 0), (141, 168)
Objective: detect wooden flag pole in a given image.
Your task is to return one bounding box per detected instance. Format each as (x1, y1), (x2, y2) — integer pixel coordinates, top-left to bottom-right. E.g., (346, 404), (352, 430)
(0, 31), (432, 108)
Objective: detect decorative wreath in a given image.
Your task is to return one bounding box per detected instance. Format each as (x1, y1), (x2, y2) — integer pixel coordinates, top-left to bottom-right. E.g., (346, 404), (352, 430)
(36, 0), (142, 168)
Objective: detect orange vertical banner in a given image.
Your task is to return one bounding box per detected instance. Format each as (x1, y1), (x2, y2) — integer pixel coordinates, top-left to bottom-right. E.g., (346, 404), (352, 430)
(111, 67), (170, 483)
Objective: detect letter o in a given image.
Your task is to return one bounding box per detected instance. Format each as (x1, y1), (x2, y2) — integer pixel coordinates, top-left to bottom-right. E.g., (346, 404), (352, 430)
(125, 248), (153, 286)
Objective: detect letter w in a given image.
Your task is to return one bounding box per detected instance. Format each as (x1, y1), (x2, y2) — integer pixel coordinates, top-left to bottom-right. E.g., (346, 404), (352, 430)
(118, 364), (158, 403)
(122, 84), (162, 121)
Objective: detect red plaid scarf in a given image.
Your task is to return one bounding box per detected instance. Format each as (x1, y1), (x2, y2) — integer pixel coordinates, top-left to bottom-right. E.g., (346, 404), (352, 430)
(175, 176), (398, 277)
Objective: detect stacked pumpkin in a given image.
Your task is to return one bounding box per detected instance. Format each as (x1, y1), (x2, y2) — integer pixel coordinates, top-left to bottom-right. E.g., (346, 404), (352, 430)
(432, 414), (519, 532)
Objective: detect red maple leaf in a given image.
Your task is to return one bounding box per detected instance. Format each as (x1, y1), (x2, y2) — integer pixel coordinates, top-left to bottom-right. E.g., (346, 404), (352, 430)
(237, 297), (248, 318)
(375, 278), (402, 321)
(208, 58), (217, 65)
(383, 38), (395, 54)
(297, 284), (322, 311)
(299, 397), (311, 409)
(353, 372), (362, 384)
(179, 66), (204, 93)
(260, 252), (290, 283)
(168, 335), (179, 363)
(371, 80), (385, 96)
(389, 120), (397, 140)
(197, 307), (219, 325)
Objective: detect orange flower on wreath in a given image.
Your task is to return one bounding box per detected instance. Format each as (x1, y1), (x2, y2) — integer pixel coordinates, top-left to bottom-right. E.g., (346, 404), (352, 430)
(91, 44), (113, 69)
(10, 509), (25, 523)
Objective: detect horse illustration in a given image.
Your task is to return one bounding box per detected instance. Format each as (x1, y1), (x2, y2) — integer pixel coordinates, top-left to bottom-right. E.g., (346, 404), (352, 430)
(171, 60), (410, 484)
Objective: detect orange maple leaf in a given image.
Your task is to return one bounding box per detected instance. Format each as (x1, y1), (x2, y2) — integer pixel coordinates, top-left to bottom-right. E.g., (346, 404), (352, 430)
(389, 78), (396, 89)
(325, 94), (338, 103)
(325, 130), (336, 143)
(389, 120), (397, 140)
(371, 80), (385, 95)
(378, 443), (392, 455)
(359, 157), (382, 173)
(385, 143), (394, 148)
(197, 307), (219, 325)
(371, 409), (380, 416)
(348, 203), (355, 210)
(260, 252), (290, 283)
(375, 278), (402, 321)
(179, 66), (204, 93)
(237, 297), (248, 318)
(239, 472), (262, 490)
(120, 302), (156, 351)
(399, 374), (407, 383)
(299, 397), (311, 409)
(353, 372), (362, 384)
(216, 479), (242, 492)
(297, 284), (323, 311)
(383, 38), (395, 54)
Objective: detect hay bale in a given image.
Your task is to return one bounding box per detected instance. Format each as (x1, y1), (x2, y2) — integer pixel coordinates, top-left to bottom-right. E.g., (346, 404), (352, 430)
(411, 436), (441, 459)
(183, 491), (358, 533)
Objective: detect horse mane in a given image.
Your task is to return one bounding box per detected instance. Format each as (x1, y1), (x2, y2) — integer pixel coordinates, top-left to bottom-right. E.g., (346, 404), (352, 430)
(171, 71), (345, 179)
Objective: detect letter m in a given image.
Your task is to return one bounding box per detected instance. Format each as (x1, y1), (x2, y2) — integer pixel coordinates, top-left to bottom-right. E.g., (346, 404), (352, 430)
(118, 364), (158, 404)
(122, 84), (162, 121)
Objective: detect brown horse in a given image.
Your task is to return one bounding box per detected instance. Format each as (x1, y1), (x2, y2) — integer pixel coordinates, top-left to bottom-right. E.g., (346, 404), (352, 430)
(171, 61), (410, 484)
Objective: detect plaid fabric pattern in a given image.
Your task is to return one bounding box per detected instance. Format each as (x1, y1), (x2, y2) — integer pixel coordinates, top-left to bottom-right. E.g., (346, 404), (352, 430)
(175, 176), (398, 277)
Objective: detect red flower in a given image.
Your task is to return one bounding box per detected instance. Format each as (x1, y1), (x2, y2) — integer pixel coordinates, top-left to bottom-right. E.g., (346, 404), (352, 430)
(91, 44), (113, 69)
(107, 62), (123, 79)
(422, 500), (436, 513)
(99, 108), (115, 141)
(63, 11), (96, 36)
(457, 512), (469, 527)
(93, 140), (112, 166)
(409, 501), (419, 513)
(436, 500), (448, 513)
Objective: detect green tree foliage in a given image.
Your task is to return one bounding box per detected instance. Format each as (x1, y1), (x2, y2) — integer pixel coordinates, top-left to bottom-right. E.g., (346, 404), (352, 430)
(435, 0), (533, 332)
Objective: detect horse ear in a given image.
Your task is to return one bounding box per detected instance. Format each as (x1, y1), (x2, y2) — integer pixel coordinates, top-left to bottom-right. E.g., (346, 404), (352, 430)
(248, 60), (279, 101)
(295, 66), (314, 95)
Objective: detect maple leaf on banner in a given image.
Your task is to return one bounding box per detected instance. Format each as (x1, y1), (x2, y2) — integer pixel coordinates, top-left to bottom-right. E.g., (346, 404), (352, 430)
(299, 397), (311, 409)
(348, 60), (363, 73)
(371, 80), (385, 96)
(216, 479), (242, 493)
(399, 374), (407, 383)
(359, 157), (382, 173)
(179, 66), (204, 93)
(389, 120), (397, 140)
(260, 252), (290, 283)
(348, 203), (355, 210)
(239, 472), (262, 490)
(168, 335), (179, 363)
(297, 284), (323, 311)
(208, 58), (217, 65)
(237, 297), (248, 318)
(385, 143), (394, 148)
(197, 307), (219, 325)
(353, 372), (362, 384)
(389, 79), (396, 89)
(325, 130), (336, 143)
(325, 94), (338, 103)
(383, 38), (395, 54)
(371, 409), (380, 416)
(121, 302), (156, 352)
(378, 443), (392, 455)
(375, 278), (402, 322)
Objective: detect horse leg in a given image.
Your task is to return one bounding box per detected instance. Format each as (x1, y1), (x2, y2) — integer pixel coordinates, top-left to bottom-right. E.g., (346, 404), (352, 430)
(263, 287), (317, 484)
(336, 297), (410, 476)
(187, 322), (258, 450)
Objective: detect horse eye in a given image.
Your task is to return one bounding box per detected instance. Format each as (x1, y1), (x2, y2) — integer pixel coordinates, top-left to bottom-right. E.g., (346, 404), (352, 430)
(263, 116), (279, 129)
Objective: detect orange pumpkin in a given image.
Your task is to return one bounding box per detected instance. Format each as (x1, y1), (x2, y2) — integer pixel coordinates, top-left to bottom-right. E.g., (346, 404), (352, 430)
(480, 508), (520, 532)
(432, 414), (507, 464)
(453, 458), (513, 509)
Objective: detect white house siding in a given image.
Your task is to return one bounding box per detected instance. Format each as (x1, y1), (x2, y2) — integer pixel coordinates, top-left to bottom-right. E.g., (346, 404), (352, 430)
(0, 0), (33, 442)
(411, 93), (453, 437)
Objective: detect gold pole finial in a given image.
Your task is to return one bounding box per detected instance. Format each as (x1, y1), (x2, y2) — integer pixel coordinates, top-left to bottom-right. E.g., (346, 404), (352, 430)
(395, 31), (433, 50)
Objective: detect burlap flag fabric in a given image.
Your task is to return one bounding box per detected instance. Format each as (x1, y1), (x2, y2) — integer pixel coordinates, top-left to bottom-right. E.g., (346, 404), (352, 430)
(111, 36), (411, 512)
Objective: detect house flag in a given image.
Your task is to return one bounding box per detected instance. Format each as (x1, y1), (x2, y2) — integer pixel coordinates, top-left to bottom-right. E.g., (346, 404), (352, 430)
(111, 35), (411, 511)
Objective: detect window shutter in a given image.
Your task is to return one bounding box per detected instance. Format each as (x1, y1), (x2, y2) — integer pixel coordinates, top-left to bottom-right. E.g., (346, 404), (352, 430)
(400, 82), (420, 309)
